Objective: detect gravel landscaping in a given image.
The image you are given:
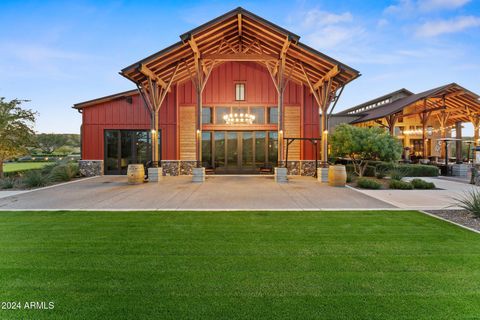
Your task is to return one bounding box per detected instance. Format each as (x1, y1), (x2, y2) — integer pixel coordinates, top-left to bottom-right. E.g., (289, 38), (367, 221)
(426, 209), (480, 232)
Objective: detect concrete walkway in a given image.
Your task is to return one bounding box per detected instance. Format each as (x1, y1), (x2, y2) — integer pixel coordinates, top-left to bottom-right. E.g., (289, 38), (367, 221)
(0, 175), (392, 210)
(351, 177), (479, 210)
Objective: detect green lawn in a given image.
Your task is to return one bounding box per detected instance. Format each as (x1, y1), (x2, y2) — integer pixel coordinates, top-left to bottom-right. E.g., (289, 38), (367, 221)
(0, 211), (479, 319)
(3, 162), (55, 173)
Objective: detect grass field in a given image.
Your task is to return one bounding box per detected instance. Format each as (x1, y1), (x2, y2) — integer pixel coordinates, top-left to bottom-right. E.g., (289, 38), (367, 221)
(3, 162), (55, 173)
(0, 210), (479, 319)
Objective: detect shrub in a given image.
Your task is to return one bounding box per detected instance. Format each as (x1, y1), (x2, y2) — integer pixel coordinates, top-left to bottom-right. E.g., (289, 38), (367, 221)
(411, 178), (435, 189)
(402, 164), (439, 177)
(22, 170), (49, 188)
(49, 164), (76, 182)
(346, 171), (356, 183)
(357, 178), (382, 189)
(389, 179), (413, 190)
(346, 164), (376, 177)
(389, 166), (409, 181)
(0, 178), (16, 189)
(453, 189), (480, 217)
(40, 163), (58, 175)
(375, 165), (389, 179)
(68, 162), (79, 177)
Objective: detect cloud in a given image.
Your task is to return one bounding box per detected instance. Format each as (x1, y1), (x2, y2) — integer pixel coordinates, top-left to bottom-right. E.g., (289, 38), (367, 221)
(288, 8), (361, 50)
(385, 0), (470, 14)
(416, 15), (480, 37)
(301, 9), (353, 28)
(419, 0), (471, 11)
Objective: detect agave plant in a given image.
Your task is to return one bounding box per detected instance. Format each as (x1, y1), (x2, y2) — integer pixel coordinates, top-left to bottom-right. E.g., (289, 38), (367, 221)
(389, 166), (409, 181)
(453, 189), (480, 218)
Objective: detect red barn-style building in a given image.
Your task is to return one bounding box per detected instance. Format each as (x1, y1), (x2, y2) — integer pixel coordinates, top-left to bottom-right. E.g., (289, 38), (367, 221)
(74, 8), (359, 177)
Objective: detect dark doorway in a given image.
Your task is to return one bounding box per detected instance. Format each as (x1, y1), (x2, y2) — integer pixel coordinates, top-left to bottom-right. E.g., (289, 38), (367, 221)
(104, 130), (160, 175)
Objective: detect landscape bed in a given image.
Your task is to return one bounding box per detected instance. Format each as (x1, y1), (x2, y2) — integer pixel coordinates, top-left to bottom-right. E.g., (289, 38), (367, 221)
(0, 210), (479, 319)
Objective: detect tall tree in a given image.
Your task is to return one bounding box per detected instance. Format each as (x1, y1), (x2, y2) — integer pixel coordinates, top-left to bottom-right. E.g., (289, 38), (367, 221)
(330, 124), (402, 177)
(0, 98), (37, 178)
(36, 133), (69, 154)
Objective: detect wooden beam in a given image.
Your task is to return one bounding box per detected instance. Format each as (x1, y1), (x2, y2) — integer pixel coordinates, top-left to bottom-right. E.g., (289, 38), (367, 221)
(300, 62), (322, 108)
(202, 53), (278, 61)
(139, 64), (167, 89)
(187, 36), (200, 55)
(237, 13), (242, 36)
(313, 65), (340, 90)
(280, 36), (291, 57)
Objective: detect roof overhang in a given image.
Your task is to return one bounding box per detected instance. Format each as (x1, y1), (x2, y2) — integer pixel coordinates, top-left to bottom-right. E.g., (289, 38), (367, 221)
(120, 7), (360, 93)
(351, 83), (480, 126)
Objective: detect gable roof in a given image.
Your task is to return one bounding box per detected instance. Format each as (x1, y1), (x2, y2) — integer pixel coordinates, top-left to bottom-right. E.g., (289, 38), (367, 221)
(120, 7), (360, 91)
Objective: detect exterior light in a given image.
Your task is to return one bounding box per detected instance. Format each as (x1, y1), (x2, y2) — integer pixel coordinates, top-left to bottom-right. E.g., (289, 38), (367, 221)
(151, 129), (156, 135)
(323, 130), (329, 135)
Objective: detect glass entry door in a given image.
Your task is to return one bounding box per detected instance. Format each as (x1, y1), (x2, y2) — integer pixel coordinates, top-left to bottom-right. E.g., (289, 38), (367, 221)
(104, 130), (159, 175)
(205, 131), (277, 174)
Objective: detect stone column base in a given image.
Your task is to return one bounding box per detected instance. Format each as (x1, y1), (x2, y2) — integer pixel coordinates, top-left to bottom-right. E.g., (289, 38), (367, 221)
(274, 167), (288, 183)
(148, 167), (163, 182)
(317, 167), (329, 183)
(192, 167), (205, 183)
(79, 160), (103, 177)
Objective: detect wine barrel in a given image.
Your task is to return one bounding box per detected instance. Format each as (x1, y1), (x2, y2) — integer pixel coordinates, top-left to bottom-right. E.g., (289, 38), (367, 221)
(328, 165), (347, 187)
(127, 164), (145, 185)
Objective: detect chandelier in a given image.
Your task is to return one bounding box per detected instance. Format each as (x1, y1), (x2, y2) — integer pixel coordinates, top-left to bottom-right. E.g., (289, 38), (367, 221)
(223, 112), (255, 125)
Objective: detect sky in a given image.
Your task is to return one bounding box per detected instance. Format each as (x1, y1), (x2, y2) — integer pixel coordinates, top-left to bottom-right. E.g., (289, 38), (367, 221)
(0, 0), (479, 134)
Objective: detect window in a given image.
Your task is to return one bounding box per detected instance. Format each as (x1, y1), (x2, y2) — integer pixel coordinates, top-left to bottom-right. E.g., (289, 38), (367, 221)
(268, 107), (278, 124)
(251, 107), (265, 124)
(215, 107), (230, 124)
(235, 83), (245, 101)
(202, 107), (212, 124)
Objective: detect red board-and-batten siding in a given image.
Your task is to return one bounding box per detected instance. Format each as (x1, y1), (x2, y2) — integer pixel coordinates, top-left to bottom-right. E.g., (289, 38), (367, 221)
(81, 61), (321, 161)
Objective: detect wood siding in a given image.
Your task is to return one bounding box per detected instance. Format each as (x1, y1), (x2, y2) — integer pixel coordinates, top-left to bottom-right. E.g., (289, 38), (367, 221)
(284, 106), (301, 160)
(178, 61), (302, 106)
(179, 106), (196, 160)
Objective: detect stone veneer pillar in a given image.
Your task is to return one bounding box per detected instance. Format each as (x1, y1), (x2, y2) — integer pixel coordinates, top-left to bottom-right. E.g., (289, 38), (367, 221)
(78, 160), (103, 177)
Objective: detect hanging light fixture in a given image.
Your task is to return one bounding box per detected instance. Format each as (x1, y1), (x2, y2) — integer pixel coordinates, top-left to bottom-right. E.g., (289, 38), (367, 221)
(223, 112), (255, 125)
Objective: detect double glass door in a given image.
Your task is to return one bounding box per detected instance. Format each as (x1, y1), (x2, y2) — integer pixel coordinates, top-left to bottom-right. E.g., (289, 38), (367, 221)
(202, 131), (278, 173)
(104, 130), (159, 175)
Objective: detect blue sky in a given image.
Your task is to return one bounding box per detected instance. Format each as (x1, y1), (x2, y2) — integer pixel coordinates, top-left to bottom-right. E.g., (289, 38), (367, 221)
(0, 0), (479, 134)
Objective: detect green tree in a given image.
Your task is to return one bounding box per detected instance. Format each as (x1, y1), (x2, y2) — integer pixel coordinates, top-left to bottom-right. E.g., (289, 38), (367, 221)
(330, 124), (402, 177)
(36, 133), (69, 154)
(0, 98), (37, 178)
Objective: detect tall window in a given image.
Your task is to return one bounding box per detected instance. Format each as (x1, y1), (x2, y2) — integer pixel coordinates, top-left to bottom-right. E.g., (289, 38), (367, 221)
(235, 83), (245, 101)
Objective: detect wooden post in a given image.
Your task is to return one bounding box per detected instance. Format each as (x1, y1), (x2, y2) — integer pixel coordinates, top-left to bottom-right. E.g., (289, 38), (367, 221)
(455, 121), (462, 163)
(418, 100), (432, 160)
(436, 110), (450, 159)
(385, 114), (398, 136)
(138, 63), (180, 168)
(300, 63), (338, 168)
(465, 106), (480, 165)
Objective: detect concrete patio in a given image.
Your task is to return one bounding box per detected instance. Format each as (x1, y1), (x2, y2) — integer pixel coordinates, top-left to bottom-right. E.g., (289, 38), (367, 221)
(0, 175), (474, 210)
(0, 175), (392, 210)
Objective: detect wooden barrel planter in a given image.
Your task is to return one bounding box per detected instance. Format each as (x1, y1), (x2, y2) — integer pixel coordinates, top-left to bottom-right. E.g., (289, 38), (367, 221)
(127, 164), (145, 185)
(328, 165), (347, 187)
